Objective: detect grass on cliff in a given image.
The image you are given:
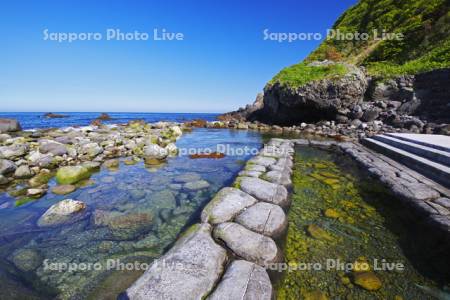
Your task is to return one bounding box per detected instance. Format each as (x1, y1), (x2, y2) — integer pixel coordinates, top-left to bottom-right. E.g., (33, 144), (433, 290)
(269, 63), (348, 88)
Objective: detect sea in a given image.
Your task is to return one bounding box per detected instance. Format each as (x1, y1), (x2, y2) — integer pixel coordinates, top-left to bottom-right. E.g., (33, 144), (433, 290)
(0, 112), (220, 130)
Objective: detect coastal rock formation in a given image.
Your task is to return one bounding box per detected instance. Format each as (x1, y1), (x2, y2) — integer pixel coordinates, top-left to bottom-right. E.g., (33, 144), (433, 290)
(124, 223), (227, 300)
(37, 199), (86, 227)
(207, 260), (272, 300)
(0, 118), (21, 133)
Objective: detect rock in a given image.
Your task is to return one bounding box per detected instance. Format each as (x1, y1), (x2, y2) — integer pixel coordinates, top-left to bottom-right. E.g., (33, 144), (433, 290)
(0, 144), (27, 160)
(103, 159), (119, 170)
(10, 249), (42, 272)
(184, 180), (210, 191)
(51, 184), (76, 195)
(55, 166), (91, 184)
(14, 164), (34, 179)
(239, 177), (289, 208)
(0, 133), (11, 143)
(248, 156), (277, 167)
(353, 272), (382, 291)
(44, 112), (68, 118)
(0, 175), (10, 185)
(39, 141), (68, 156)
(143, 144), (168, 160)
(208, 260), (272, 300)
(125, 223), (227, 300)
(93, 209), (154, 239)
(81, 142), (103, 158)
(361, 108), (380, 122)
(37, 199), (86, 227)
(307, 224), (333, 241)
(263, 170), (292, 186)
(0, 159), (16, 175)
(165, 143), (178, 156)
(0, 118), (21, 133)
(28, 169), (53, 187)
(304, 290), (329, 300)
(235, 202), (287, 238)
(173, 172), (202, 183)
(96, 113), (112, 120)
(201, 187), (258, 224)
(170, 125), (183, 137)
(26, 188), (46, 198)
(80, 161), (101, 171)
(213, 222), (282, 266)
(324, 208), (340, 219)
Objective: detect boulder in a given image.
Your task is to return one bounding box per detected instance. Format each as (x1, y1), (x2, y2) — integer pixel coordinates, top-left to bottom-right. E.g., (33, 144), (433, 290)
(125, 223), (227, 300)
(37, 199), (86, 227)
(0, 144), (27, 160)
(0, 159), (16, 175)
(213, 222), (282, 266)
(14, 164), (34, 179)
(239, 177), (289, 208)
(81, 142), (103, 158)
(235, 202), (287, 238)
(0, 118), (21, 133)
(263, 170), (292, 186)
(201, 187), (258, 224)
(39, 141), (68, 156)
(248, 156), (277, 167)
(55, 165), (91, 184)
(143, 144), (168, 160)
(208, 260), (272, 300)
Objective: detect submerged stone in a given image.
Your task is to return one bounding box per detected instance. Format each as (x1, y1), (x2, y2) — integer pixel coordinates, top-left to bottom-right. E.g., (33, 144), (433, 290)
(184, 180), (210, 191)
(353, 272), (382, 291)
(208, 260), (272, 300)
(306, 224), (333, 241)
(37, 199), (86, 227)
(11, 248), (42, 272)
(51, 184), (76, 195)
(201, 187), (258, 224)
(124, 223), (227, 299)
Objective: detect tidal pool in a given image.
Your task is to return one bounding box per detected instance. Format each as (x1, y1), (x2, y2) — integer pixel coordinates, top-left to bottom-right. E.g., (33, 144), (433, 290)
(275, 146), (450, 299)
(0, 128), (263, 300)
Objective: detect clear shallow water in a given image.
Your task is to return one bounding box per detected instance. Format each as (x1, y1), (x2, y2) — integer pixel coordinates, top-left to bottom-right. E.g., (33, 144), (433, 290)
(275, 146), (449, 299)
(0, 112), (219, 130)
(0, 128), (262, 299)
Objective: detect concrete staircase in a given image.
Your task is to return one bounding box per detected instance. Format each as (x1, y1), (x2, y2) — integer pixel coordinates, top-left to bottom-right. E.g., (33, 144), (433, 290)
(363, 133), (450, 189)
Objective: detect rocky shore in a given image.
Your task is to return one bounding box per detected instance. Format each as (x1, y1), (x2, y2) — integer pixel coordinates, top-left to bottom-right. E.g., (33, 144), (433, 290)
(0, 118), (184, 204)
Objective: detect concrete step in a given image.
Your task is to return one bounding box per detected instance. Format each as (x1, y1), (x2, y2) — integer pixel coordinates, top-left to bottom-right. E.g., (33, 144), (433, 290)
(384, 133), (450, 153)
(372, 135), (450, 167)
(362, 138), (450, 189)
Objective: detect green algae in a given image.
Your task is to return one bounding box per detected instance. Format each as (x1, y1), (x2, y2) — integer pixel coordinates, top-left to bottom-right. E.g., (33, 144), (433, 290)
(274, 146), (447, 299)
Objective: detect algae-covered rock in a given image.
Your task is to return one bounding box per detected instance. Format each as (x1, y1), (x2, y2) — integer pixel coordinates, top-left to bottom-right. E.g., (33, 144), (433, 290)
(201, 187), (258, 224)
(28, 169), (53, 187)
(324, 208), (340, 219)
(213, 222), (282, 266)
(125, 223), (227, 300)
(55, 165), (91, 184)
(235, 202), (287, 238)
(353, 272), (382, 291)
(11, 248), (42, 272)
(306, 224), (333, 241)
(51, 184), (76, 195)
(239, 177), (289, 208)
(304, 290), (329, 300)
(37, 199), (86, 227)
(208, 260), (272, 300)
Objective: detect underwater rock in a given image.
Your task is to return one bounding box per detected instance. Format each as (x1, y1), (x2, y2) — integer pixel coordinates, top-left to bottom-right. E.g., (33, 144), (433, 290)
(208, 260), (272, 300)
(303, 290), (329, 300)
(51, 184), (76, 195)
(324, 208), (340, 219)
(37, 199), (86, 227)
(93, 209), (154, 239)
(307, 224), (333, 241)
(213, 222), (282, 266)
(201, 187), (258, 224)
(56, 165), (91, 185)
(189, 152), (225, 159)
(353, 271), (382, 291)
(173, 172), (201, 183)
(125, 223), (227, 299)
(184, 180), (210, 191)
(239, 177), (289, 208)
(11, 248), (42, 272)
(235, 202), (287, 238)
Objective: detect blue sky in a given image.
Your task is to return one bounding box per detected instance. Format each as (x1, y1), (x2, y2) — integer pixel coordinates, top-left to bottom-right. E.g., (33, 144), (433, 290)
(0, 0), (356, 113)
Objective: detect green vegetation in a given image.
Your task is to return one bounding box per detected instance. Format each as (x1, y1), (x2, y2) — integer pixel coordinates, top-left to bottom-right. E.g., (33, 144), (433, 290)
(307, 0), (450, 77)
(272, 0), (450, 85)
(269, 63), (348, 88)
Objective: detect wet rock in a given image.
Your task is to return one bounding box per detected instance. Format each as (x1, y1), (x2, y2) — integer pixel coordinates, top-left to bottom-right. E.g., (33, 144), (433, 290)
(184, 180), (210, 191)
(11, 248), (42, 272)
(173, 172), (201, 183)
(56, 165), (91, 184)
(170, 125), (183, 137)
(80, 161), (101, 172)
(239, 177), (289, 208)
(235, 202), (287, 238)
(125, 223), (227, 300)
(0, 159), (16, 175)
(0, 144), (27, 160)
(208, 260), (272, 300)
(37, 199), (86, 227)
(165, 143), (178, 156)
(51, 184), (76, 195)
(14, 164), (34, 179)
(143, 144), (168, 160)
(353, 272), (382, 291)
(103, 159), (119, 170)
(213, 222), (282, 266)
(201, 187), (258, 224)
(0, 118), (21, 133)
(26, 188), (46, 198)
(28, 169), (53, 187)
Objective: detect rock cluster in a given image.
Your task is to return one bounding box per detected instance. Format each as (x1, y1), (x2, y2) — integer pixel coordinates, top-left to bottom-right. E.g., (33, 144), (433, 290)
(0, 120), (184, 201)
(124, 138), (295, 300)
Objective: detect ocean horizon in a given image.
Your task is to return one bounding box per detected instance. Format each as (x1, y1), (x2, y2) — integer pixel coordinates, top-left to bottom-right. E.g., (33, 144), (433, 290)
(0, 112), (220, 130)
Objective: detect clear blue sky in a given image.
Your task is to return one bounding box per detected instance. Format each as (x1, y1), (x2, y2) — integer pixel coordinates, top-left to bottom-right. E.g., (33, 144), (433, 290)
(0, 0), (356, 113)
